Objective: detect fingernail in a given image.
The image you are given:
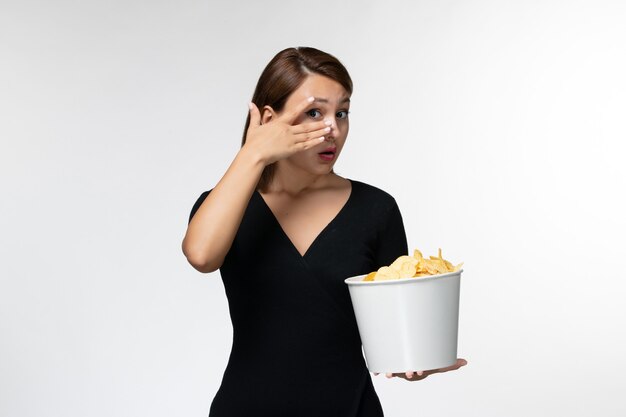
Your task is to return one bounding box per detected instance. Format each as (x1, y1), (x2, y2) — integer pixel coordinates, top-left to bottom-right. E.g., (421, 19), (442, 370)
(325, 127), (331, 132)
(308, 96), (314, 102)
(319, 137), (325, 141)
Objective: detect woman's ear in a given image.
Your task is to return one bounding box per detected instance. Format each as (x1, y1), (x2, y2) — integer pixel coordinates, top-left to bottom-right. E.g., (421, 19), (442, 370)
(261, 106), (275, 125)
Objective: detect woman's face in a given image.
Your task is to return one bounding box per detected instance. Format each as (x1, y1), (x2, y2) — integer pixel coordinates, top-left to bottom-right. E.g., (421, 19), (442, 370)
(275, 73), (351, 176)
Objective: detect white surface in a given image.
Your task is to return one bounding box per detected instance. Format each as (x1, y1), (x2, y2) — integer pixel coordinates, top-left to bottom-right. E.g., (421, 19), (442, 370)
(1, 1), (626, 416)
(346, 272), (461, 372)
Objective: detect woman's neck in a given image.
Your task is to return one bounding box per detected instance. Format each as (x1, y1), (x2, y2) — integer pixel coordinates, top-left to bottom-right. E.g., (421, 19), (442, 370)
(264, 165), (337, 196)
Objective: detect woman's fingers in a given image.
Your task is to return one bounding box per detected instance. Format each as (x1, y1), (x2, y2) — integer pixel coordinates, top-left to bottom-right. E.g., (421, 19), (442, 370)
(375, 361), (467, 382)
(388, 361), (467, 381)
(291, 119), (331, 135)
(416, 358), (468, 377)
(436, 358), (467, 373)
(295, 136), (326, 152)
(294, 125), (331, 143)
(292, 123), (330, 151)
(283, 96), (315, 123)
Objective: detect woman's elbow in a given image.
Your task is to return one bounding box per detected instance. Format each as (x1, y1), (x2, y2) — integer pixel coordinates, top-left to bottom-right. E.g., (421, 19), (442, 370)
(182, 241), (221, 273)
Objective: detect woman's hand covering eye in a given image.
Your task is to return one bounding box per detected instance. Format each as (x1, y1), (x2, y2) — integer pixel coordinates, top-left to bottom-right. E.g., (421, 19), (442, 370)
(244, 97), (332, 165)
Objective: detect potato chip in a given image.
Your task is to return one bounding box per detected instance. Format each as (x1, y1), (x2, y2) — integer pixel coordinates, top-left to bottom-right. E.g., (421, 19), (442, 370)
(364, 248), (462, 281)
(375, 266), (400, 281)
(390, 255), (418, 278)
(363, 271), (377, 282)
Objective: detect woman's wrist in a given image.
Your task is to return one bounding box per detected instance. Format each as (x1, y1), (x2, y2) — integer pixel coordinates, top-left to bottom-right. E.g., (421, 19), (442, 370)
(239, 143), (268, 169)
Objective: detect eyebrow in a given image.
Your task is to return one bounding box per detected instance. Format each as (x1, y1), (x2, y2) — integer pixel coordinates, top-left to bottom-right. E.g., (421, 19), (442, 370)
(313, 97), (351, 104)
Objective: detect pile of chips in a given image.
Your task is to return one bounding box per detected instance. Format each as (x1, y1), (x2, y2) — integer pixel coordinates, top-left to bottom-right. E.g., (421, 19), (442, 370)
(363, 248), (463, 281)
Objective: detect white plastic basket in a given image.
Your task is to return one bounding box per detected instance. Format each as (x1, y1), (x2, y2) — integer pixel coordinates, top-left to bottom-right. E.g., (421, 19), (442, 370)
(345, 270), (462, 373)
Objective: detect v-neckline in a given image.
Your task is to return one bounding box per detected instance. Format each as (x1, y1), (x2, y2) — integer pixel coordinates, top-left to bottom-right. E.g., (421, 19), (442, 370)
(255, 179), (355, 260)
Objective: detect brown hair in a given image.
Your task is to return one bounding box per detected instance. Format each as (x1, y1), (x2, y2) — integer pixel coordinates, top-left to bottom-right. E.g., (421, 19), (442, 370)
(241, 47), (353, 191)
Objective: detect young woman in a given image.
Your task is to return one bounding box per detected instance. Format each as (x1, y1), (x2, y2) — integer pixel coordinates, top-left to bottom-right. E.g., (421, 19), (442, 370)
(182, 47), (466, 416)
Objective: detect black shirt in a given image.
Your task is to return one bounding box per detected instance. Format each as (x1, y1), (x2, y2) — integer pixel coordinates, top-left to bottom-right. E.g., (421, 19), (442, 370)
(188, 178), (408, 417)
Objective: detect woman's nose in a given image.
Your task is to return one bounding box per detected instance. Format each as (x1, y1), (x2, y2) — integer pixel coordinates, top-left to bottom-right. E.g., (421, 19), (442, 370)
(324, 118), (338, 134)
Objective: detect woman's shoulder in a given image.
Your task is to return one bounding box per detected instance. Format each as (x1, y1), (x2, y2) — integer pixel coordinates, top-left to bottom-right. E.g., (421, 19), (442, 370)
(350, 179), (396, 200)
(188, 188), (214, 224)
(348, 178), (399, 211)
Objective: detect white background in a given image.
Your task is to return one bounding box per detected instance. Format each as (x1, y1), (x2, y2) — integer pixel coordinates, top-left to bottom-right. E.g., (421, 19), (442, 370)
(2, 0), (625, 416)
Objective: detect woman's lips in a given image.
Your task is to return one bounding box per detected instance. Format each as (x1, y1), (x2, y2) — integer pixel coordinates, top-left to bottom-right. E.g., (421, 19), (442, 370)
(318, 146), (337, 162)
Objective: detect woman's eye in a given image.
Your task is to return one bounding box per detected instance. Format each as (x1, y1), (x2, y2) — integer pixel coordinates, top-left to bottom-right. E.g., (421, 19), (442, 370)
(307, 109), (322, 118)
(337, 110), (349, 119)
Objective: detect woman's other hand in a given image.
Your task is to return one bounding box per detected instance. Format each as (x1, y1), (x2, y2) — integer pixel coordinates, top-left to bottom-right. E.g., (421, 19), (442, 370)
(373, 358), (468, 381)
(244, 96), (331, 165)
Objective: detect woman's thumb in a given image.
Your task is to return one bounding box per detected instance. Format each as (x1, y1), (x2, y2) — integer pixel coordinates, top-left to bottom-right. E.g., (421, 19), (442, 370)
(248, 102), (261, 126)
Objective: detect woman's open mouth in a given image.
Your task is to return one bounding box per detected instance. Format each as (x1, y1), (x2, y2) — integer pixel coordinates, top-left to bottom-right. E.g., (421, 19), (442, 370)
(318, 146), (336, 162)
